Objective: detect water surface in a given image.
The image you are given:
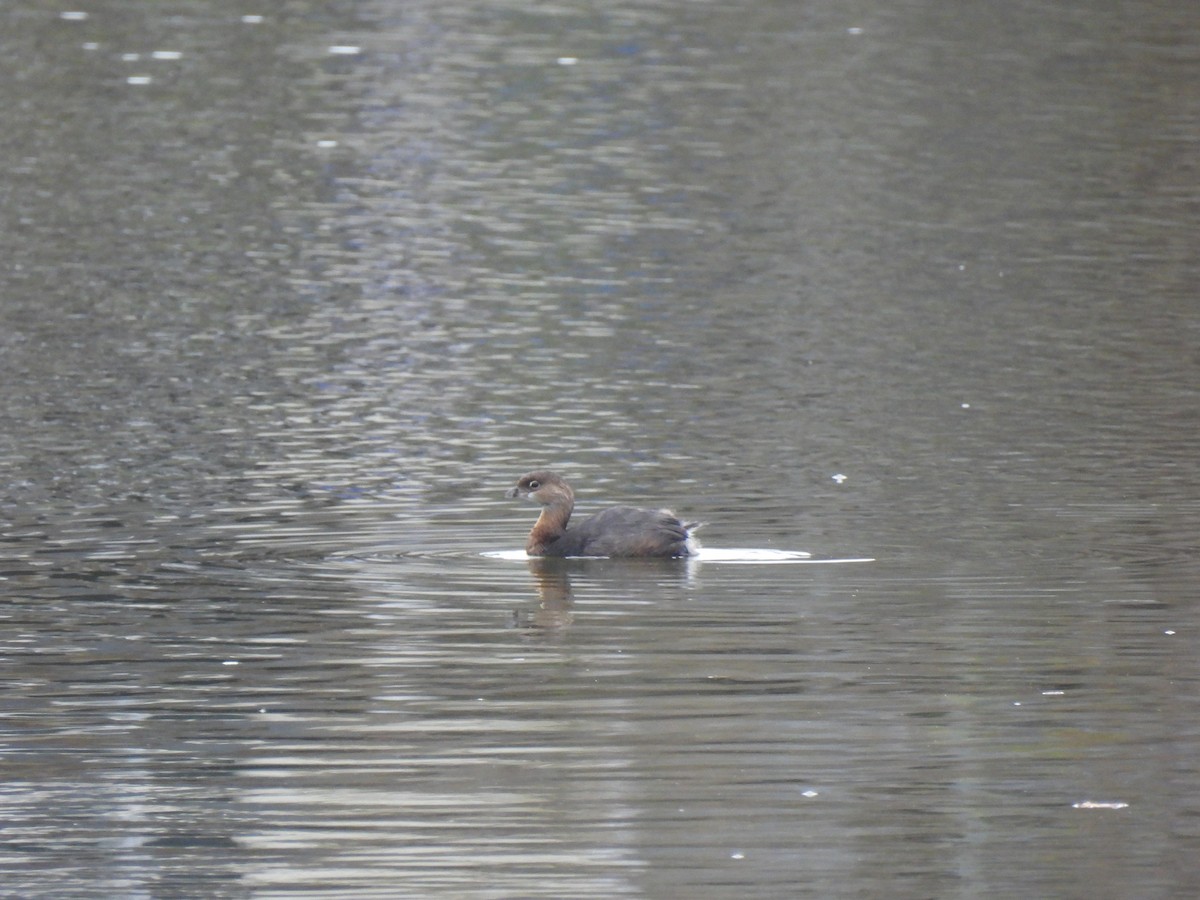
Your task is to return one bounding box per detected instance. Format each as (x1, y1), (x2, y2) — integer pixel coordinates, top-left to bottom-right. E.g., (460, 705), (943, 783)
(2, 1), (1198, 897)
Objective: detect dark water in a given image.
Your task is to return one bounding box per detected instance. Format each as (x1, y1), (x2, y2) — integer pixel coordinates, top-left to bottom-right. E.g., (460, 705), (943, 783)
(2, 1), (1198, 896)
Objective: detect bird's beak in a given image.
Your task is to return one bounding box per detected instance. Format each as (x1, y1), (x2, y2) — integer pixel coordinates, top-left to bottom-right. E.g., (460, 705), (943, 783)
(505, 487), (521, 499)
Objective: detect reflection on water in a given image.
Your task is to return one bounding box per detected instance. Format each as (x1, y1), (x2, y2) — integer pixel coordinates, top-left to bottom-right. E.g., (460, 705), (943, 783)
(2, 0), (1199, 897)
(490, 550), (872, 631)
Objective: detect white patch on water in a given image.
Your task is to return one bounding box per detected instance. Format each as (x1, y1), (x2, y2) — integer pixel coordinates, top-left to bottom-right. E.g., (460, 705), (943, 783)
(696, 548), (811, 562)
(482, 549), (873, 564)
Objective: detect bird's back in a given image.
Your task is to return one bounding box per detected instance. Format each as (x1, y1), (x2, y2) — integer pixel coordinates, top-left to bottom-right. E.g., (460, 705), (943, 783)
(546, 506), (694, 558)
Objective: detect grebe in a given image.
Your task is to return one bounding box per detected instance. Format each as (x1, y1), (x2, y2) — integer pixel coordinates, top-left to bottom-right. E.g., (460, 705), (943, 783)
(505, 470), (698, 558)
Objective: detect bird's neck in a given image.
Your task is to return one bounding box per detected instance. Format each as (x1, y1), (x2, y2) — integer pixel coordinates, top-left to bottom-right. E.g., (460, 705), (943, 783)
(527, 500), (573, 554)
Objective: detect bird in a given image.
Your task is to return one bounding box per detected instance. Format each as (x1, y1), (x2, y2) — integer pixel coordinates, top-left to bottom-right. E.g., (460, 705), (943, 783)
(505, 470), (699, 558)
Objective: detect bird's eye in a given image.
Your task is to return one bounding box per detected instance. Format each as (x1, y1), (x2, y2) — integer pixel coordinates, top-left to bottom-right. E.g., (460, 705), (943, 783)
(527, 480), (540, 490)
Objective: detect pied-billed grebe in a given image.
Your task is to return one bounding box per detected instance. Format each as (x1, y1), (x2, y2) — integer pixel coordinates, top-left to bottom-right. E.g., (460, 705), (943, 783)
(505, 470), (699, 558)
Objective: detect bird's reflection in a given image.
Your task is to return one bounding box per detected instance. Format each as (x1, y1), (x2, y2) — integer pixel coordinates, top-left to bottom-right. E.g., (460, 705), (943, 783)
(512, 556), (696, 633)
(511, 557), (575, 632)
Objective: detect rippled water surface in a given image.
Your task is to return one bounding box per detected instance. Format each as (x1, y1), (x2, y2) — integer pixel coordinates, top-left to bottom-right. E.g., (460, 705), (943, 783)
(3, 1), (1198, 897)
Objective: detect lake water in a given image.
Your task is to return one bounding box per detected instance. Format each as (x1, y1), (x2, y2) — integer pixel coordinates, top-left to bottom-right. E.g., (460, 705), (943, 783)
(2, 1), (1198, 897)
